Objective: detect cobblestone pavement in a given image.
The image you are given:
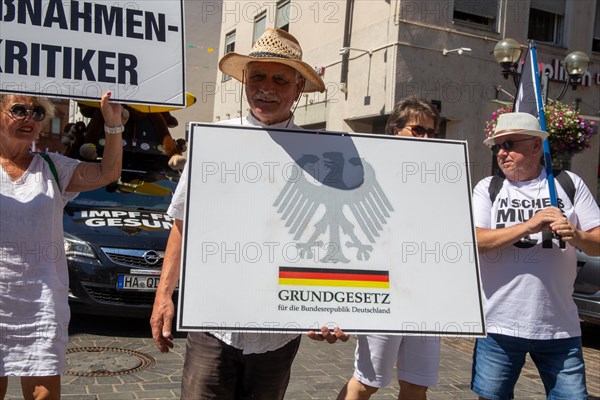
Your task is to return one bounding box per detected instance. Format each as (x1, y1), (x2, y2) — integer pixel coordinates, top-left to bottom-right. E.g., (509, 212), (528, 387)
(4, 316), (599, 399)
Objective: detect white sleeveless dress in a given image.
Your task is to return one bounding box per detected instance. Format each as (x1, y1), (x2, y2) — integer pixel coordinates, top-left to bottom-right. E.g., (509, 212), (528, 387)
(0, 153), (79, 376)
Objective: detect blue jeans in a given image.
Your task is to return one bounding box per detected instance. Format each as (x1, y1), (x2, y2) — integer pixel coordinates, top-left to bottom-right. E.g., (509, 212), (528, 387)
(471, 333), (587, 400)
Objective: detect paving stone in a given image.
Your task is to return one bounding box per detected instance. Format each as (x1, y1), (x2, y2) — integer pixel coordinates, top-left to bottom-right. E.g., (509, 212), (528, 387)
(67, 376), (97, 386)
(138, 382), (182, 391)
(114, 383), (143, 393)
(134, 389), (178, 399)
(97, 392), (136, 400)
(61, 384), (91, 395)
(118, 374), (147, 384)
(94, 376), (128, 385)
(86, 384), (116, 394)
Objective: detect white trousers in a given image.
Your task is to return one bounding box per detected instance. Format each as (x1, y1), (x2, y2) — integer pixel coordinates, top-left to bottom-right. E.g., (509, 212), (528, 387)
(353, 334), (441, 388)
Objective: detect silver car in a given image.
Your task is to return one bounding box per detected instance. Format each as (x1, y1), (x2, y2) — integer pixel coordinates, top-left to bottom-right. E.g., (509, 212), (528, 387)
(574, 249), (600, 325)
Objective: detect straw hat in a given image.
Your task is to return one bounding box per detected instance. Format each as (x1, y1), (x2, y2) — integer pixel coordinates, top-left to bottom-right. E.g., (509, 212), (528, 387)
(484, 112), (549, 145)
(219, 28), (325, 93)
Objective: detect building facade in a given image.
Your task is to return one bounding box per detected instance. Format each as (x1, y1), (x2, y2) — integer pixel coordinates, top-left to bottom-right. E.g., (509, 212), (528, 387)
(170, 0), (223, 139)
(212, 0), (599, 193)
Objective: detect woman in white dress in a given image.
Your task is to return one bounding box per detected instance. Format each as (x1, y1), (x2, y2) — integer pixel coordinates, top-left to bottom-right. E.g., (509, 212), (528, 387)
(0, 92), (123, 400)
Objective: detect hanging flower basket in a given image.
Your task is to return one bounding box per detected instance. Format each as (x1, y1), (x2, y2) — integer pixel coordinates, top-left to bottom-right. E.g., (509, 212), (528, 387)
(484, 101), (594, 161)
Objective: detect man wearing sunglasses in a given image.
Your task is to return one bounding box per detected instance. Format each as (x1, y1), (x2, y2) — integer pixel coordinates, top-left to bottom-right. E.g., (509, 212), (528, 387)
(471, 112), (600, 400)
(336, 96), (442, 400)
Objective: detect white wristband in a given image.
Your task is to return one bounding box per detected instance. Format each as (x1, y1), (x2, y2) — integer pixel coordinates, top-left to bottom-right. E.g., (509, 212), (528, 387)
(104, 124), (124, 134)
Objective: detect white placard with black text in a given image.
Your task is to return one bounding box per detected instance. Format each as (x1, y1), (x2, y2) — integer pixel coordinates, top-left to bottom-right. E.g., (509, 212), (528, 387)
(0, 0), (185, 106)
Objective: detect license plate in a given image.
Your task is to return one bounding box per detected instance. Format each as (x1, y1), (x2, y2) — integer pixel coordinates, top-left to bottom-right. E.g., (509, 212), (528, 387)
(117, 274), (160, 291)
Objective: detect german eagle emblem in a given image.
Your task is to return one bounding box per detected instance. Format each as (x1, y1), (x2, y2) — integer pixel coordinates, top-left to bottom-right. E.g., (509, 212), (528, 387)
(273, 152), (394, 263)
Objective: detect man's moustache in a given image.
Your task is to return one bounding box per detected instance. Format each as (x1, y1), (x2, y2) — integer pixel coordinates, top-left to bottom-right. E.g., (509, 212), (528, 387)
(253, 95), (280, 102)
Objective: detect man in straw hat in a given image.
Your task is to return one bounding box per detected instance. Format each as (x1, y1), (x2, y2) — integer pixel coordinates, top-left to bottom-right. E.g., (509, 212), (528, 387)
(150, 28), (340, 399)
(471, 112), (599, 399)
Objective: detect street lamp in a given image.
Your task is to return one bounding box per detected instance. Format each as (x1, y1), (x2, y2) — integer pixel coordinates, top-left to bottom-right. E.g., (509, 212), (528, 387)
(338, 47), (372, 56)
(492, 38), (522, 80)
(563, 51), (591, 89)
(492, 38), (591, 102)
(443, 47), (472, 56)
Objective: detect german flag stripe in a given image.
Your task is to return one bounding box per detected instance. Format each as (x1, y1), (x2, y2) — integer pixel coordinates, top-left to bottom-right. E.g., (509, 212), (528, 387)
(279, 271), (388, 282)
(279, 266), (388, 276)
(278, 278), (390, 288)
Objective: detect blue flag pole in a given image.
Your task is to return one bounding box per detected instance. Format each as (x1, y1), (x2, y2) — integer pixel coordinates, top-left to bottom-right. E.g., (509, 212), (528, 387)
(526, 43), (559, 207)
(514, 42), (558, 207)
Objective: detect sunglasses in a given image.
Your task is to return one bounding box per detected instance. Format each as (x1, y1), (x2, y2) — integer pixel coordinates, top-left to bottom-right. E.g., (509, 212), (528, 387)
(404, 124), (439, 137)
(491, 138), (536, 154)
(6, 104), (46, 122)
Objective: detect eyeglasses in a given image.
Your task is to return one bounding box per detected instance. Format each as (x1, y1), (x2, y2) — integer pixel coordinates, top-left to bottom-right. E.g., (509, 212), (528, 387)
(404, 124), (439, 137)
(491, 138), (536, 154)
(5, 104), (46, 122)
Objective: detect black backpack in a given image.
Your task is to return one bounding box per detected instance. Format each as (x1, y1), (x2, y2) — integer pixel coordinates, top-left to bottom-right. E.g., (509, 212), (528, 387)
(488, 170), (576, 205)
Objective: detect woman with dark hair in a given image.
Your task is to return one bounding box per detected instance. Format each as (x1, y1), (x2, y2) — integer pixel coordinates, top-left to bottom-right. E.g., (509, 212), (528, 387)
(385, 96), (441, 138)
(337, 96), (442, 400)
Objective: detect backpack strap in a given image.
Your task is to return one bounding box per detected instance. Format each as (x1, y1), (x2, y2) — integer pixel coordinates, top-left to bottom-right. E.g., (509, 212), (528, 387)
(553, 169), (576, 205)
(39, 153), (62, 192)
(488, 174), (505, 204)
(487, 169), (576, 206)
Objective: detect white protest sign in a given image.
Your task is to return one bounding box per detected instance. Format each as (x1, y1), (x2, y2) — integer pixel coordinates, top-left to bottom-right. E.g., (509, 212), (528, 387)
(0, 0), (185, 106)
(178, 124), (486, 337)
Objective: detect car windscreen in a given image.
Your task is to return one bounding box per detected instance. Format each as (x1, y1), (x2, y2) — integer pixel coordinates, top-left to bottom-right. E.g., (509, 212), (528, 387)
(68, 168), (179, 211)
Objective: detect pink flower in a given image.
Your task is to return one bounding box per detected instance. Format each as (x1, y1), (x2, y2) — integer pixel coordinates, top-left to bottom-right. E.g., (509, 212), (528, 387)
(486, 100), (592, 157)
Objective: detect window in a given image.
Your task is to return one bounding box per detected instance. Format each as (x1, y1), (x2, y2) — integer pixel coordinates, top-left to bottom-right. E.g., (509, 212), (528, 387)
(51, 117), (61, 134)
(453, 0), (499, 31)
(302, 122), (327, 131)
(225, 30), (236, 54)
(253, 12), (267, 45)
(222, 31), (236, 82)
(594, 0), (600, 52)
(528, 0), (564, 45)
(276, 0), (290, 32)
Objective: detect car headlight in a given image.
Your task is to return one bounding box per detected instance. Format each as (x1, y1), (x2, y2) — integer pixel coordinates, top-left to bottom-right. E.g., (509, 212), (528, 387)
(64, 234), (97, 259)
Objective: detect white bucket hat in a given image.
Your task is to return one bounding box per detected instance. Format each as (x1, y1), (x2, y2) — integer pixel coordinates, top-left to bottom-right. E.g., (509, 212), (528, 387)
(484, 112), (549, 145)
(219, 28), (325, 93)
